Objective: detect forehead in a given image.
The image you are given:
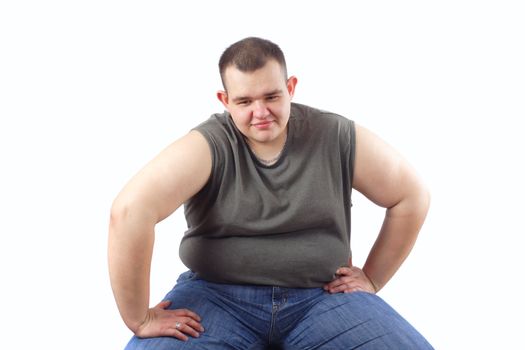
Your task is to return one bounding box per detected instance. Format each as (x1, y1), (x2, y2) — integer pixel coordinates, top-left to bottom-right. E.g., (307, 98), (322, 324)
(224, 60), (287, 97)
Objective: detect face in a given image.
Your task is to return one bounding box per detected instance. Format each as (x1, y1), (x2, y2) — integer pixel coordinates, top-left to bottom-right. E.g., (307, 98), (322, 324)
(217, 60), (297, 149)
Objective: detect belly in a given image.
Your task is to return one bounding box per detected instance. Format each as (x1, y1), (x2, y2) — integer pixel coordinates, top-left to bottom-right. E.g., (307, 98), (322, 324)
(179, 230), (350, 288)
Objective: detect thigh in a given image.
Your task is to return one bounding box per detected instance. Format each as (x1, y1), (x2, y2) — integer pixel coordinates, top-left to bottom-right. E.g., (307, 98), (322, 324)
(283, 292), (433, 350)
(124, 272), (267, 350)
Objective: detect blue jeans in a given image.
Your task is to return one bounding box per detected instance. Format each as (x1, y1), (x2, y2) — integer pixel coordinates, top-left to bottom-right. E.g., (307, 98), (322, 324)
(125, 271), (433, 349)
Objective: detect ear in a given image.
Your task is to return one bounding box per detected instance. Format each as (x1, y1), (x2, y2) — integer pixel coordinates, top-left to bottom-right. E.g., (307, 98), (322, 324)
(216, 90), (229, 109)
(286, 76), (298, 99)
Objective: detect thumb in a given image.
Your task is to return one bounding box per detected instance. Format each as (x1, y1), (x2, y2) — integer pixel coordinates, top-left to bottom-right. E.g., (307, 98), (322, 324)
(155, 300), (172, 310)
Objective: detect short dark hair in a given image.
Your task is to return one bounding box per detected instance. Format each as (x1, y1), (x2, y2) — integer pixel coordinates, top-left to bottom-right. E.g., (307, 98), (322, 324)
(218, 37), (288, 90)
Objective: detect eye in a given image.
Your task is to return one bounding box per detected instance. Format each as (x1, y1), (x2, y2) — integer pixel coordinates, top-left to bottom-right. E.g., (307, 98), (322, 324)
(266, 95), (279, 101)
(237, 100), (251, 106)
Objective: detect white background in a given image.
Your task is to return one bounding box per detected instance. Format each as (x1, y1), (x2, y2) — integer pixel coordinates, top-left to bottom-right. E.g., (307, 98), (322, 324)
(1, 1), (524, 348)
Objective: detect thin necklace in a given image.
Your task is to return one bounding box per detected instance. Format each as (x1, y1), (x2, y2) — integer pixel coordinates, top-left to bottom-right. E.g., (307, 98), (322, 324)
(249, 134), (287, 166)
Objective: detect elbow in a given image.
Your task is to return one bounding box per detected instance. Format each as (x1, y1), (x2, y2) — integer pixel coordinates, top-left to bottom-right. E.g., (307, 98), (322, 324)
(419, 183), (431, 215)
(108, 202), (131, 244)
(388, 180), (431, 219)
(109, 200), (128, 224)
(407, 183), (431, 231)
(109, 200), (130, 233)
(108, 197), (156, 237)
(406, 181), (430, 220)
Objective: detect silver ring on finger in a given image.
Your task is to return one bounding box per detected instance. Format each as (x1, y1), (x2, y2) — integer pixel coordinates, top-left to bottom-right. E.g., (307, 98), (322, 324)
(175, 322), (182, 330)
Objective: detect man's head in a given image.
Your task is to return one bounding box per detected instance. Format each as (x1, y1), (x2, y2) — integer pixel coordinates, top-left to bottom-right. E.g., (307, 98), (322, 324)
(216, 37), (297, 151)
(218, 37), (288, 91)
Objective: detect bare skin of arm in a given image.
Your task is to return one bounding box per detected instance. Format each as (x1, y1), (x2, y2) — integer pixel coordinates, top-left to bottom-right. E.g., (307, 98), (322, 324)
(108, 130), (212, 340)
(324, 123), (431, 294)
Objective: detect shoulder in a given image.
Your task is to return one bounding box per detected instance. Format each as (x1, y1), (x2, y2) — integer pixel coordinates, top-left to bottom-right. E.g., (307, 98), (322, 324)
(193, 111), (241, 147)
(291, 103), (354, 128)
(192, 110), (244, 172)
(194, 111), (231, 136)
(290, 103), (355, 146)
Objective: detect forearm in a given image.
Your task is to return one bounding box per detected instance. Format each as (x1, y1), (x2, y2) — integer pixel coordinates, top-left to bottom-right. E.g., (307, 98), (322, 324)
(363, 188), (430, 292)
(108, 204), (155, 332)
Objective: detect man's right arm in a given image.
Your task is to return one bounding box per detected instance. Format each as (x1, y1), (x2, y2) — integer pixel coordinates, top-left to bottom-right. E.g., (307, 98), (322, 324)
(108, 130), (211, 339)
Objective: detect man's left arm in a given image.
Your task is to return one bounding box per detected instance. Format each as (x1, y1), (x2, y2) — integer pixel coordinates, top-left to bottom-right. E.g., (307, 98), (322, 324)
(324, 123), (430, 294)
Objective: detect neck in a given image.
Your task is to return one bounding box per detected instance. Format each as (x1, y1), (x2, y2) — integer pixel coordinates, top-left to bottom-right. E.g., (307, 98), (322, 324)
(247, 130), (288, 165)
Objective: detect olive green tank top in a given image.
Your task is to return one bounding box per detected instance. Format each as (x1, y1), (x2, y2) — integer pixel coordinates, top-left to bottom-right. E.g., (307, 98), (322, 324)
(180, 103), (356, 287)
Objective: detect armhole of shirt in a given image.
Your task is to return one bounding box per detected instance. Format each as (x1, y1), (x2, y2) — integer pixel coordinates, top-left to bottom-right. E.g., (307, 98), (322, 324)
(190, 126), (220, 197)
(349, 119), (356, 188)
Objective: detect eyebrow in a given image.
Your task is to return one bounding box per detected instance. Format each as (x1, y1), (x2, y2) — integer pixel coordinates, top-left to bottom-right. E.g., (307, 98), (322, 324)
(231, 89), (283, 103)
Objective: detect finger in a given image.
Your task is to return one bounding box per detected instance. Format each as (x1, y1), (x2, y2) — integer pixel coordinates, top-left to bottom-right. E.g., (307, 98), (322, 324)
(167, 328), (189, 341)
(172, 309), (202, 321)
(325, 281), (347, 293)
(155, 300), (172, 310)
(328, 281), (363, 294)
(335, 266), (363, 276)
(327, 283), (349, 293)
(325, 275), (357, 290)
(176, 322), (201, 338)
(177, 317), (204, 332)
(339, 268), (369, 284)
(186, 319), (205, 333)
(335, 266), (353, 276)
(344, 287), (365, 293)
(340, 280), (375, 294)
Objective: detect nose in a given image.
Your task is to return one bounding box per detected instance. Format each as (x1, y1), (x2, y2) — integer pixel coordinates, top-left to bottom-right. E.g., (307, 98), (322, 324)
(252, 100), (270, 119)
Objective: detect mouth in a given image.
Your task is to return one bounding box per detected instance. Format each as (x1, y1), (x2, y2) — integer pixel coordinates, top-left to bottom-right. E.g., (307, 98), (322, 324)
(252, 120), (273, 129)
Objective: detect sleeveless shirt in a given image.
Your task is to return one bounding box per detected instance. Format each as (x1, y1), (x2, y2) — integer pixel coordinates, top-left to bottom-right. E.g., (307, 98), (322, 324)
(180, 103), (356, 287)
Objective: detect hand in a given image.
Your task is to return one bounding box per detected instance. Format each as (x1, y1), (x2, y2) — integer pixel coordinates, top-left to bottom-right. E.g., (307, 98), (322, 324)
(323, 265), (377, 294)
(134, 300), (204, 341)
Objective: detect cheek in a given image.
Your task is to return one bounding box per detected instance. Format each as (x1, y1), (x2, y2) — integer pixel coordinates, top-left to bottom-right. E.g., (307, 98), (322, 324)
(231, 111), (252, 128)
(272, 104), (290, 121)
